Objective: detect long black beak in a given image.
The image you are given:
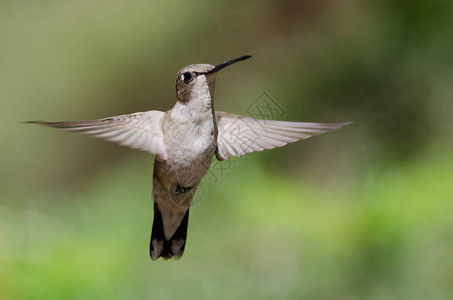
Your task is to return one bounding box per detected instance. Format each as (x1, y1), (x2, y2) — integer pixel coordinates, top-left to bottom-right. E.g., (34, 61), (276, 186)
(204, 55), (252, 74)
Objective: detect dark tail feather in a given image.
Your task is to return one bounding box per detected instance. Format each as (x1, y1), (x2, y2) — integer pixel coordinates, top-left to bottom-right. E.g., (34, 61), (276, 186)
(150, 203), (189, 261)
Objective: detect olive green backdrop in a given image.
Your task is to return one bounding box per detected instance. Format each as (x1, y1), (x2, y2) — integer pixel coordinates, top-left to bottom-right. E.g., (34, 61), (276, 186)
(1, 0), (452, 299)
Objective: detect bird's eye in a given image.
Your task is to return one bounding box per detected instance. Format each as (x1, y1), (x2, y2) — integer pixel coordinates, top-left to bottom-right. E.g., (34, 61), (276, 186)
(182, 72), (193, 83)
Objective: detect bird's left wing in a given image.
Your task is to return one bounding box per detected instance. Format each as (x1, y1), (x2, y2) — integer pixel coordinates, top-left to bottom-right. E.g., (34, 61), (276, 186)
(27, 111), (168, 160)
(215, 111), (350, 161)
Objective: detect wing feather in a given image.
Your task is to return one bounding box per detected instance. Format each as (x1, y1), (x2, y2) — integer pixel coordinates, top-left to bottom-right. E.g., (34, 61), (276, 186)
(27, 111), (168, 160)
(215, 111), (350, 161)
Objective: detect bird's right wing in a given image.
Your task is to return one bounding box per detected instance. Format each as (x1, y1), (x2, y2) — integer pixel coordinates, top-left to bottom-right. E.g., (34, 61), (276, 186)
(27, 110), (168, 160)
(215, 111), (350, 161)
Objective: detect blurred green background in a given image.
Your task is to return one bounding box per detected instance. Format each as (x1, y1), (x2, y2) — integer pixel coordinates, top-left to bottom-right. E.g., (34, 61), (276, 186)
(1, 0), (453, 299)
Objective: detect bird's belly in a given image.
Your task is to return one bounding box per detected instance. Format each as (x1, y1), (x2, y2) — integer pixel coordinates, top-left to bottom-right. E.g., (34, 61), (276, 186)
(166, 135), (215, 174)
(159, 115), (217, 190)
(166, 120), (215, 160)
(153, 135), (215, 209)
(163, 131), (215, 182)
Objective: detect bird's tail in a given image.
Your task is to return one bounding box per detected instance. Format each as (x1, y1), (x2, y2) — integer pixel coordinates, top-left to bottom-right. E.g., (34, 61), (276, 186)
(150, 203), (189, 260)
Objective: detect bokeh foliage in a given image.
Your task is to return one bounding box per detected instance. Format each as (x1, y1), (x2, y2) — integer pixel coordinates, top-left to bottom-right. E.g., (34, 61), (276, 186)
(1, 0), (452, 299)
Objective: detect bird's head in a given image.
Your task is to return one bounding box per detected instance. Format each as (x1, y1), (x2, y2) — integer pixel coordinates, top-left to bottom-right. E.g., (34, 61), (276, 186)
(175, 55), (251, 104)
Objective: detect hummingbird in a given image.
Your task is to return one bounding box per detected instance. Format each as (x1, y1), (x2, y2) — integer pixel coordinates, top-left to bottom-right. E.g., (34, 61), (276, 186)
(27, 55), (349, 261)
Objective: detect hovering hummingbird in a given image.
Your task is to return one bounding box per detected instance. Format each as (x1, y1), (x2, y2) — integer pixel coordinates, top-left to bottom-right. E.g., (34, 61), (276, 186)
(28, 55), (349, 261)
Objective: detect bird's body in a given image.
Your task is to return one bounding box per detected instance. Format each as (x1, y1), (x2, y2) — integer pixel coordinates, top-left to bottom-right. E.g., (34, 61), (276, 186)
(28, 55), (350, 260)
(151, 73), (218, 259)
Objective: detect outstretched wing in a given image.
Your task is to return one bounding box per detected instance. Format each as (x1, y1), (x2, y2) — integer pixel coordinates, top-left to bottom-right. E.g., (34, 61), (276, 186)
(27, 111), (168, 160)
(215, 111), (350, 161)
